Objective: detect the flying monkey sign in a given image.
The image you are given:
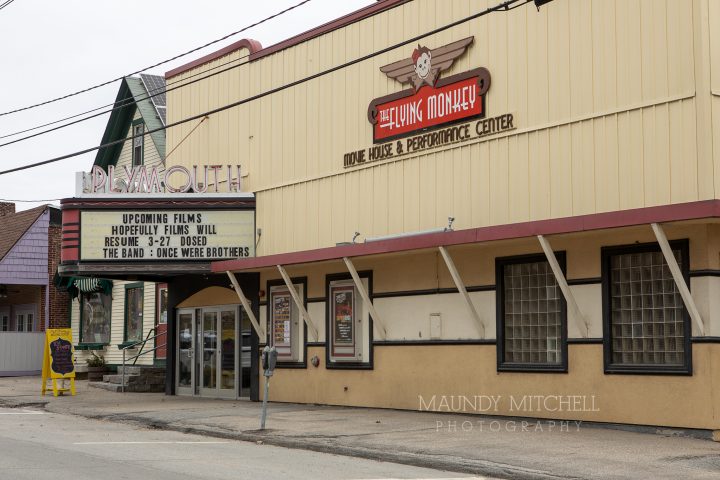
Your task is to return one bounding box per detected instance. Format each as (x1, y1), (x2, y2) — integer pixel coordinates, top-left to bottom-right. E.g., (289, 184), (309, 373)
(367, 37), (491, 143)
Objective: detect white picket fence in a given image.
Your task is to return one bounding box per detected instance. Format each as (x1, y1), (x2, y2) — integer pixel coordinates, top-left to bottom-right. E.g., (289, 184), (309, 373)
(0, 332), (44, 375)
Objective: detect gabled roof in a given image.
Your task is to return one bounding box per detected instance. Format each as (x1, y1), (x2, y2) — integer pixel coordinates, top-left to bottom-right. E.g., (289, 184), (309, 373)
(93, 75), (166, 170)
(0, 205), (47, 262)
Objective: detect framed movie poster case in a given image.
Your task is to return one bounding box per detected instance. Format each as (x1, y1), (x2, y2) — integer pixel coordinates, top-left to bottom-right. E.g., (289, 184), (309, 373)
(329, 279), (364, 362)
(269, 284), (301, 362)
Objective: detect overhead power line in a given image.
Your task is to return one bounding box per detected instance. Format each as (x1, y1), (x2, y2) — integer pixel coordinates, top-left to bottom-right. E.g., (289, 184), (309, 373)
(0, 48), (252, 142)
(0, 0), (530, 176)
(0, 0), (16, 11)
(0, 0), (313, 117)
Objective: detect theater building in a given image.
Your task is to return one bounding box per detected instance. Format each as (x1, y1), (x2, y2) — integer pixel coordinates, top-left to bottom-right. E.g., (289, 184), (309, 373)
(62, 0), (720, 432)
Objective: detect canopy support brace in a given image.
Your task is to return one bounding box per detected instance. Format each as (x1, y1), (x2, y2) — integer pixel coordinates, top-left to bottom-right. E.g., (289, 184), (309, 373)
(537, 235), (589, 338)
(342, 257), (386, 340)
(651, 223), (705, 336)
(438, 246), (486, 338)
(226, 271), (264, 339)
(277, 265), (319, 341)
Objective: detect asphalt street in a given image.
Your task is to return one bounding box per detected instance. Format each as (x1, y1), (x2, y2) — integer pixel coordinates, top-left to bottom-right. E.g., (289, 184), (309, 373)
(0, 407), (487, 480)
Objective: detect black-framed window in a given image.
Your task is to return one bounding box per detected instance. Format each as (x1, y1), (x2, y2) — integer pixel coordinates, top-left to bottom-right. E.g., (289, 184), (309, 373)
(80, 291), (111, 344)
(124, 283), (144, 343)
(325, 271), (373, 370)
(602, 240), (692, 375)
(496, 254), (568, 372)
(132, 122), (144, 166)
(266, 277), (307, 367)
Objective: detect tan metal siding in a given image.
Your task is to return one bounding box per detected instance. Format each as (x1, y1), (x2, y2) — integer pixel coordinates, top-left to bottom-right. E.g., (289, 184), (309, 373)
(166, 0), (713, 256)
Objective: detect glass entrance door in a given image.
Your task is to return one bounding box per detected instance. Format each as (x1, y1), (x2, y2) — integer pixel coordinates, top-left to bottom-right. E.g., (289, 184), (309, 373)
(200, 310), (218, 395)
(177, 305), (241, 398)
(176, 311), (195, 396)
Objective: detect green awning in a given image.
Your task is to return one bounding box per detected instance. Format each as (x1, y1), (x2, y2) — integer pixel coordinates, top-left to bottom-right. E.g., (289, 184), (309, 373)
(54, 274), (113, 299)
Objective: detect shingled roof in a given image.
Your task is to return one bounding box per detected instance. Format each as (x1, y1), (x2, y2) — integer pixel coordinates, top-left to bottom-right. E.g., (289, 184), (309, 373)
(0, 205), (47, 262)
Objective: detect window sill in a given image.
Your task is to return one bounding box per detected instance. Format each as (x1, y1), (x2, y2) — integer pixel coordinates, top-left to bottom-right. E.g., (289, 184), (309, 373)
(498, 363), (568, 373)
(325, 362), (373, 370)
(117, 341), (141, 350)
(75, 343), (108, 351)
(275, 361), (307, 369)
(604, 364), (692, 376)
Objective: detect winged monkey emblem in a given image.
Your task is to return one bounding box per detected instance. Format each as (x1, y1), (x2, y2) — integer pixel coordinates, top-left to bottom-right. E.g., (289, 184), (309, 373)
(380, 37), (474, 91)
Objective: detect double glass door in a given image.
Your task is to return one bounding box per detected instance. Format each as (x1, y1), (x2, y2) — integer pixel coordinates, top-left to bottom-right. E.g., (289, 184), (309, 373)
(177, 305), (252, 398)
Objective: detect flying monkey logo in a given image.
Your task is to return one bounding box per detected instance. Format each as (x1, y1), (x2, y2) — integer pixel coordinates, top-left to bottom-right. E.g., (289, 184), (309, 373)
(368, 37), (491, 142)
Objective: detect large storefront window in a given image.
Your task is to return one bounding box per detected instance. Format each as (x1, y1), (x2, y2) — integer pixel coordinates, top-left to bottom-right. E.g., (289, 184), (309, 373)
(80, 292), (111, 344)
(496, 255), (567, 372)
(125, 284), (144, 343)
(602, 241), (691, 374)
(267, 279), (305, 365)
(326, 273), (372, 368)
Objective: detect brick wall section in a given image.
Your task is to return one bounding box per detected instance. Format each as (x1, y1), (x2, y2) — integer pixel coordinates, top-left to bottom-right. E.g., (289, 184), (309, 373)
(0, 202), (15, 217)
(48, 224), (69, 328)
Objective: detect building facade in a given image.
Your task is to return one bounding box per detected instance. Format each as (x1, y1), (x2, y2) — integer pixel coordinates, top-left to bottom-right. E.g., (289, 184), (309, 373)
(0, 202), (68, 375)
(168, 0), (720, 430)
(69, 75), (168, 371)
(62, 0), (720, 432)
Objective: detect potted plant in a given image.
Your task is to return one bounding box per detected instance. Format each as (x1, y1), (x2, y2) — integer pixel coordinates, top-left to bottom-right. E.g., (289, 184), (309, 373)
(86, 352), (107, 381)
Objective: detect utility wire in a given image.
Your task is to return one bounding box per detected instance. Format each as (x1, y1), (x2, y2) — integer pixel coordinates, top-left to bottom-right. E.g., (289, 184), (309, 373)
(0, 49), (254, 147)
(0, 0), (16, 11)
(0, 0), (527, 176)
(0, 0), (319, 145)
(0, 0), (313, 117)
(0, 48), (252, 141)
(0, 197), (60, 202)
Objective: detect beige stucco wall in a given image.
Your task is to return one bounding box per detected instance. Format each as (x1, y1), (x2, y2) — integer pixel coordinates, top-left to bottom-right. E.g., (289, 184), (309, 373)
(262, 343), (720, 430)
(166, 0), (720, 257)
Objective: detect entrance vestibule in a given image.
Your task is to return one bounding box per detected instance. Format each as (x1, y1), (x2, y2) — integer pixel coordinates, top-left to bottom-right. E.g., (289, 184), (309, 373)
(176, 304), (253, 398)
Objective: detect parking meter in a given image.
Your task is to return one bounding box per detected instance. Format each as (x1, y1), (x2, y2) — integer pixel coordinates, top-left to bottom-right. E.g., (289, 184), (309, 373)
(262, 346), (277, 377)
(260, 346), (277, 430)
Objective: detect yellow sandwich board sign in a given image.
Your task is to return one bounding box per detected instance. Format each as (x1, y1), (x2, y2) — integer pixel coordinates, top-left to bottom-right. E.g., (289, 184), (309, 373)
(41, 328), (76, 396)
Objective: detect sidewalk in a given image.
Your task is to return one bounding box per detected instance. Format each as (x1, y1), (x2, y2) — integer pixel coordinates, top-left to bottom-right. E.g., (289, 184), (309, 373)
(1, 376), (718, 480)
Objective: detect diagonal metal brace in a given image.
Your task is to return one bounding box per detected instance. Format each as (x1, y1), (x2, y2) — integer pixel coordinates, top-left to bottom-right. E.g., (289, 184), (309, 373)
(537, 235), (589, 338)
(226, 271), (264, 339)
(651, 223), (705, 336)
(438, 246), (485, 338)
(343, 257), (386, 340)
(277, 265), (318, 341)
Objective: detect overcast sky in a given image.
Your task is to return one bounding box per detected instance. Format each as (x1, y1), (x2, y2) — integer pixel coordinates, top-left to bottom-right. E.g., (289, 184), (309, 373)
(0, 0), (373, 212)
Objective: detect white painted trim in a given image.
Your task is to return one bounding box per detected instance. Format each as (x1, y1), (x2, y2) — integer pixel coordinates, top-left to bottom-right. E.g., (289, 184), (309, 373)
(438, 246), (485, 338)
(342, 257), (386, 340)
(276, 265), (318, 341)
(225, 271), (264, 339)
(650, 223), (705, 336)
(537, 236), (589, 338)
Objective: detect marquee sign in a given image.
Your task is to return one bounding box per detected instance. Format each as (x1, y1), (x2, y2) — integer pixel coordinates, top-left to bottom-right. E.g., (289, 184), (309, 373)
(59, 195), (255, 277)
(80, 210), (255, 261)
(367, 37), (491, 143)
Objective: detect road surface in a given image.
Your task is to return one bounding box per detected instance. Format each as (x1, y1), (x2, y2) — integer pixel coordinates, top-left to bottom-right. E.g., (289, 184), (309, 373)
(0, 407), (489, 480)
